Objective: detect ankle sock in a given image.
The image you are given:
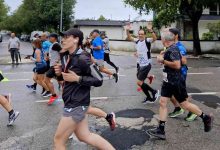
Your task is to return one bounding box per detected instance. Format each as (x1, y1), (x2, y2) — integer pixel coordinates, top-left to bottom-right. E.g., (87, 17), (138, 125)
(159, 120), (166, 132)
(9, 110), (14, 116)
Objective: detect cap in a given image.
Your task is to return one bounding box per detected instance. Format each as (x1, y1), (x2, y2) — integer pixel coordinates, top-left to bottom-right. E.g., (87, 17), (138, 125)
(60, 28), (84, 45)
(49, 33), (58, 39)
(91, 29), (100, 34)
(169, 28), (180, 36)
(60, 28), (83, 37)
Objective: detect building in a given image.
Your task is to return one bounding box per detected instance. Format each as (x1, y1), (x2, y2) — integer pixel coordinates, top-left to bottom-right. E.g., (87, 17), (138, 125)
(73, 20), (126, 40)
(177, 3), (220, 40)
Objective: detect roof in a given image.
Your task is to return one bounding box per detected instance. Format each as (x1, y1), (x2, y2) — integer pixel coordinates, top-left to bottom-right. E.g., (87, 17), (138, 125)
(200, 15), (220, 20)
(74, 20), (126, 27)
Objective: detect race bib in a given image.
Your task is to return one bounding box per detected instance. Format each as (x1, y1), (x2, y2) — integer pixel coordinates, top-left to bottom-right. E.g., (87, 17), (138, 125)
(138, 52), (149, 66)
(163, 72), (168, 82)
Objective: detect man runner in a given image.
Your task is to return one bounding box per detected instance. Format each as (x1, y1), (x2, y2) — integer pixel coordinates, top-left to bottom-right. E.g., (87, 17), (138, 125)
(146, 29), (213, 140)
(126, 24), (159, 103)
(167, 28), (197, 121)
(44, 33), (62, 105)
(91, 29), (118, 83)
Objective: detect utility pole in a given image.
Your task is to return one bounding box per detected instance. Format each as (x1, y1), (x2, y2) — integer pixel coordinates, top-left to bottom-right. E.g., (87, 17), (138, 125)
(60, 0), (63, 32)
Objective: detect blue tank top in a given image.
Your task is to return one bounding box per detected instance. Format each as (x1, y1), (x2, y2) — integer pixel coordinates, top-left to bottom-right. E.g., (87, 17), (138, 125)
(34, 48), (46, 67)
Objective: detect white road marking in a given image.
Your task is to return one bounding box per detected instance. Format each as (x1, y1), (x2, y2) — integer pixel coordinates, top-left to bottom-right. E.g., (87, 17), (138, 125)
(188, 92), (217, 96)
(188, 72), (213, 75)
(3, 72), (33, 75)
(35, 97), (108, 103)
(9, 79), (31, 81)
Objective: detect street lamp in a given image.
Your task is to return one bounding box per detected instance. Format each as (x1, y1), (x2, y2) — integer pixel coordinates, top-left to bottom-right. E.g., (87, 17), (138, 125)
(60, 0), (63, 32)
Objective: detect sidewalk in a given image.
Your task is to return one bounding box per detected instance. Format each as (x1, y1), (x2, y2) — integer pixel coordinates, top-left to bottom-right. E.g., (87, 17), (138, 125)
(111, 50), (220, 60)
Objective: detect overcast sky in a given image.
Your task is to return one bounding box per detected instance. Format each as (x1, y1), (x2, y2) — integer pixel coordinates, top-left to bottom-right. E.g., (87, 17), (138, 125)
(5, 0), (153, 21)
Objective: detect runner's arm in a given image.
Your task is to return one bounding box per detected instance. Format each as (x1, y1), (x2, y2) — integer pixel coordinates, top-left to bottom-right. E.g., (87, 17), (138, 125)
(163, 60), (181, 70)
(126, 28), (135, 41)
(78, 56), (103, 87)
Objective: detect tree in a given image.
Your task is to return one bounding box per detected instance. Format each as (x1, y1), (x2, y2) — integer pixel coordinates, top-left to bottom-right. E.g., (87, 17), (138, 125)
(0, 0), (76, 34)
(124, 0), (219, 56)
(206, 21), (220, 39)
(0, 0), (8, 23)
(98, 15), (107, 21)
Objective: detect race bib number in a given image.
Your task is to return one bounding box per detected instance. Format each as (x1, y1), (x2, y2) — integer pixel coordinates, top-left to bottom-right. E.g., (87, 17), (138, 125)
(138, 53), (149, 66)
(163, 72), (168, 82)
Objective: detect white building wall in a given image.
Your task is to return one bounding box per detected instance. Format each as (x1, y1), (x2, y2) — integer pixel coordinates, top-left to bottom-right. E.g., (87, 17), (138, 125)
(109, 40), (220, 53)
(79, 26), (124, 40)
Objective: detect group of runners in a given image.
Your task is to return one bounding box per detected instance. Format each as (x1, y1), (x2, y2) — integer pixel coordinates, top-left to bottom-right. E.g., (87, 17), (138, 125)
(0, 23), (214, 149)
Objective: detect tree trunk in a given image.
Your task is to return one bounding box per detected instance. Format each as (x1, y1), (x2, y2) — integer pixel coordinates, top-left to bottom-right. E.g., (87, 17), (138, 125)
(191, 18), (202, 56)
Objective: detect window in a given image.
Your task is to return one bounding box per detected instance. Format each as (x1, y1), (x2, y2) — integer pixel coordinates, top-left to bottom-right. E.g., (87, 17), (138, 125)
(210, 4), (218, 15)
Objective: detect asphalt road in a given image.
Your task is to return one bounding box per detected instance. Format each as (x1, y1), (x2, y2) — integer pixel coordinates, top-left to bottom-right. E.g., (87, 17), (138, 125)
(0, 39), (220, 150)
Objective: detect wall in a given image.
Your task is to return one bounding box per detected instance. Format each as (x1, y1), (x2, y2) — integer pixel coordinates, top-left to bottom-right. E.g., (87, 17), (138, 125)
(109, 40), (220, 54)
(198, 20), (220, 39)
(79, 26), (124, 40)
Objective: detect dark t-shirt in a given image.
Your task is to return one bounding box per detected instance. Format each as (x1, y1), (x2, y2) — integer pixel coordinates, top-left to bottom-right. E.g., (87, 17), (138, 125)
(163, 44), (182, 85)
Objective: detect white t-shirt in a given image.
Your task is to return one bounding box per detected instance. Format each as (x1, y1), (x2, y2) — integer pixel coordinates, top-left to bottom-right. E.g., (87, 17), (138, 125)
(134, 38), (153, 67)
(9, 37), (20, 49)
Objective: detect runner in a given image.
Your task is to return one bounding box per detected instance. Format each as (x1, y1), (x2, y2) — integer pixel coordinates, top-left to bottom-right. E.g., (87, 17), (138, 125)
(167, 28), (197, 121)
(100, 32), (119, 73)
(146, 29), (213, 140)
(40, 33), (52, 96)
(126, 24), (160, 104)
(0, 73), (20, 126)
(44, 33), (62, 105)
(53, 28), (115, 150)
(26, 35), (40, 92)
(91, 29), (118, 83)
(31, 39), (50, 96)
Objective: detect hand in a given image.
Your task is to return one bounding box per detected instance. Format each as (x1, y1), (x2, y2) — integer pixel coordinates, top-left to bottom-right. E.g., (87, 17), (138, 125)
(90, 45), (94, 49)
(146, 22), (153, 31)
(134, 52), (138, 57)
(54, 63), (62, 76)
(157, 55), (164, 63)
(30, 57), (34, 61)
(160, 50), (165, 55)
(124, 24), (131, 31)
(61, 70), (80, 82)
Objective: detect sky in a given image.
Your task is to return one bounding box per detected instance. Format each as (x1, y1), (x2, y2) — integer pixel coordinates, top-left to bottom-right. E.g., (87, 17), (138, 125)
(4, 0), (153, 21)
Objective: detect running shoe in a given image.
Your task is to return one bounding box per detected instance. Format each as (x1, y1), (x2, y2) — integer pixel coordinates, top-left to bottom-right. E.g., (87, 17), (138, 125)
(152, 90), (160, 102)
(113, 73), (118, 83)
(168, 108), (185, 118)
(7, 111), (20, 126)
(203, 114), (213, 132)
(116, 67), (119, 73)
(146, 127), (166, 140)
(142, 98), (155, 104)
(106, 112), (116, 131)
(26, 85), (36, 92)
(41, 88), (46, 95)
(184, 112), (198, 121)
(42, 91), (52, 98)
(48, 95), (59, 105)
(148, 75), (155, 84)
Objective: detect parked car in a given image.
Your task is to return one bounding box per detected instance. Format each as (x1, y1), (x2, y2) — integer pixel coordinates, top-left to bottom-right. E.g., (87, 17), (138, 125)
(0, 34), (2, 42)
(20, 34), (30, 42)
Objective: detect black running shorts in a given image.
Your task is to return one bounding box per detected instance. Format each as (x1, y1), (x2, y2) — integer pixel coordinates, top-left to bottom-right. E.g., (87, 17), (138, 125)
(46, 66), (63, 81)
(137, 63), (151, 81)
(161, 82), (188, 103)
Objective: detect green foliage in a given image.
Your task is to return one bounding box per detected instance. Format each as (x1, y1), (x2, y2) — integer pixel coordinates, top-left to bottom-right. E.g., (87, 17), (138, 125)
(98, 15), (107, 21)
(202, 32), (214, 40)
(0, 0), (76, 34)
(124, 0), (220, 55)
(0, 0), (8, 23)
(207, 21), (220, 37)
